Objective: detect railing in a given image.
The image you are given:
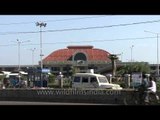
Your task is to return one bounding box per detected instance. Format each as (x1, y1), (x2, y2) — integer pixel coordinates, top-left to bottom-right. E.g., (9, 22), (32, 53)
(43, 61), (110, 65)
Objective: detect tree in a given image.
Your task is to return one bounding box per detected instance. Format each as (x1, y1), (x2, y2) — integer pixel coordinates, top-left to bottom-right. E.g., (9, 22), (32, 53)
(108, 54), (119, 77)
(117, 62), (151, 75)
(0, 75), (5, 87)
(71, 66), (80, 75)
(0, 75), (5, 82)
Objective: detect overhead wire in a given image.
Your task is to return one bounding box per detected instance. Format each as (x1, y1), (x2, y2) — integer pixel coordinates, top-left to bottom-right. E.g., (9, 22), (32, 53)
(0, 16), (107, 26)
(0, 36), (156, 47)
(0, 19), (160, 35)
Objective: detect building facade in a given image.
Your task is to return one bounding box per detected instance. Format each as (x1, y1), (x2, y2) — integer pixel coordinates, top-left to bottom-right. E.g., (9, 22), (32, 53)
(0, 45), (158, 77)
(43, 45), (112, 76)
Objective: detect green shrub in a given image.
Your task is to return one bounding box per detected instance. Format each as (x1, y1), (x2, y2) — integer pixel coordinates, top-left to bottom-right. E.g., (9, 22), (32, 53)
(48, 74), (55, 83)
(0, 75), (5, 82)
(156, 80), (160, 91)
(48, 83), (71, 88)
(112, 80), (125, 88)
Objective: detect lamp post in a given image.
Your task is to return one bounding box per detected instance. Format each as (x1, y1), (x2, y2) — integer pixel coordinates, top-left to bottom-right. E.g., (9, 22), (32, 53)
(36, 22), (47, 87)
(16, 39), (30, 71)
(130, 45), (134, 63)
(144, 30), (159, 77)
(121, 52), (123, 62)
(17, 39), (21, 71)
(15, 39), (30, 82)
(29, 48), (36, 68)
(36, 22), (47, 70)
(130, 45), (134, 89)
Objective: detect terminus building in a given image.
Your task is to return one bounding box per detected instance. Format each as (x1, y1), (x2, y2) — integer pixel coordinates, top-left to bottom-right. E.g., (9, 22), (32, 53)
(43, 45), (114, 75)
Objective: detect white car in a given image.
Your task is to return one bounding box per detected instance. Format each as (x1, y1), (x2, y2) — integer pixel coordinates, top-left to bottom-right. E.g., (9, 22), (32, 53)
(72, 73), (122, 90)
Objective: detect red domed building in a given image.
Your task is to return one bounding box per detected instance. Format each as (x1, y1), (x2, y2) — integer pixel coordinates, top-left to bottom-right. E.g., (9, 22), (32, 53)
(43, 45), (112, 75)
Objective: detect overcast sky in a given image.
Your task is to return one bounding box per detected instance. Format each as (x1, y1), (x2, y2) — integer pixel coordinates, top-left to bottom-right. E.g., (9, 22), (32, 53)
(0, 15), (160, 65)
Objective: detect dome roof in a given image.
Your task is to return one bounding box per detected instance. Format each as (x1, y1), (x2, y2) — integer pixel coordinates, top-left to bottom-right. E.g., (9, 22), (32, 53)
(43, 45), (111, 62)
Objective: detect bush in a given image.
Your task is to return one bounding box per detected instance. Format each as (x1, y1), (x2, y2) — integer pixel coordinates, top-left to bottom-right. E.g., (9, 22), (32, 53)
(156, 80), (160, 91)
(48, 74), (55, 83)
(0, 75), (5, 82)
(48, 84), (71, 88)
(48, 77), (72, 88)
(112, 80), (125, 88)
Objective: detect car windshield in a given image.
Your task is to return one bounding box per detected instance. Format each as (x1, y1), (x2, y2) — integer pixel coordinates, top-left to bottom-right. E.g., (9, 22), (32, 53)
(98, 77), (109, 83)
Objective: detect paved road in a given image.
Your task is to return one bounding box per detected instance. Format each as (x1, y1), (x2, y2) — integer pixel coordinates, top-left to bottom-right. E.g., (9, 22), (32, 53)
(0, 101), (119, 105)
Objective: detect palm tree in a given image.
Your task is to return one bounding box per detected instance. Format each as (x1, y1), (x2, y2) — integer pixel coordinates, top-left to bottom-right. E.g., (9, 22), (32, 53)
(108, 54), (119, 77)
(117, 62), (151, 75)
(71, 66), (80, 75)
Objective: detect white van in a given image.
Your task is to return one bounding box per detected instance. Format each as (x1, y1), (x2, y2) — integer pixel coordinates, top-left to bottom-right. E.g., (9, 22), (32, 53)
(72, 73), (122, 90)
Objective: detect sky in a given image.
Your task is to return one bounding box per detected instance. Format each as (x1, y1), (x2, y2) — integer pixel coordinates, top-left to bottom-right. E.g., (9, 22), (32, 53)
(0, 15), (160, 65)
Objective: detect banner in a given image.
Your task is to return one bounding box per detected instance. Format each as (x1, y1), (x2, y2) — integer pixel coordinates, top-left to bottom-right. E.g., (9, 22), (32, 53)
(132, 72), (142, 87)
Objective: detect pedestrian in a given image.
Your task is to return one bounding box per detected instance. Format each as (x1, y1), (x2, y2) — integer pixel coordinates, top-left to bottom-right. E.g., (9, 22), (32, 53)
(57, 72), (63, 88)
(3, 78), (10, 88)
(142, 74), (149, 88)
(144, 76), (159, 102)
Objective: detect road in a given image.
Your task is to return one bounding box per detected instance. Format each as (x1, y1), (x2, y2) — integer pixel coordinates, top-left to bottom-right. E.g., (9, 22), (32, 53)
(0, 101), (119, 105)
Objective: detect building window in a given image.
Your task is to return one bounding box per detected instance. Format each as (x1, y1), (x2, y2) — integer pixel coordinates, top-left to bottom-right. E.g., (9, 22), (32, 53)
(51, 67), (60, 71)
(63, 67), (71, 71)
(74, 52), (87, 61)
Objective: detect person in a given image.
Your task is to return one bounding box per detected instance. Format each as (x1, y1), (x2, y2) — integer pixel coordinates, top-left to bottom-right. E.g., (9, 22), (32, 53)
(144, 76), (159, 103)
(138, 74), (149, 93)
(137, 74), (148, 104)
(57, 72), (64, 88)
(141, 74), (149, 88)
(3, 78), (10, 88)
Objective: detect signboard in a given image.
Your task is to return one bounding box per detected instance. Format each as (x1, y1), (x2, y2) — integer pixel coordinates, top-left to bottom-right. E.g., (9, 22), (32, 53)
(132, 72), (142, 87)
(41, 68), (50, 73)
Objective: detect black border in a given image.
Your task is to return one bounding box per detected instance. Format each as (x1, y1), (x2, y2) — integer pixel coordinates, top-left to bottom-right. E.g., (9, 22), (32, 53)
(1, 0), (160, 117)
(0, 105), (159, 116)
(1, 0), (160, 14)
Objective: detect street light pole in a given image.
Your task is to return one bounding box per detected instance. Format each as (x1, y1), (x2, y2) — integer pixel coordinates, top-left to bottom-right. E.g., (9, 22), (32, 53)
(121, 52), (123, 62)
(17, 39), (21, 71)
(15, 39), (30, 82)
(36, 22), (47, 70)
(131, 45), (134, 62)
(157, 34), (159, 77)
(144, 30), (159, 77)
(16, 39), (30, 71)
(36, 22), (47, 87)
(130, 45), (134, 89)
(29, 48), (36, 67)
